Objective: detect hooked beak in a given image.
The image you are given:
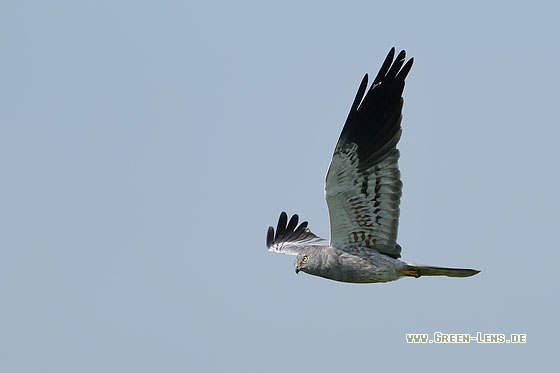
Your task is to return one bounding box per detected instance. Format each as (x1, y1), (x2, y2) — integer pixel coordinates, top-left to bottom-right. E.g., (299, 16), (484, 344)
(295, 263), (300, 274)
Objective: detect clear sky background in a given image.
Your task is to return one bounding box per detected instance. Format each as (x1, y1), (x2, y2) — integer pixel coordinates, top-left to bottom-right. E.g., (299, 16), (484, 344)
(1, 1), (559, 371)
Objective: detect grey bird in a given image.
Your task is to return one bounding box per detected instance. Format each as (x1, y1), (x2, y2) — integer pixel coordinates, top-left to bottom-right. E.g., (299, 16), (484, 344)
(266, 48), (480, 283)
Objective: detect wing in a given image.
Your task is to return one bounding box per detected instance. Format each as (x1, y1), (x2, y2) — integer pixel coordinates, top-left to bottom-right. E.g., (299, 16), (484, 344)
(267, 212), (329, 255)
(325, 48), (413, 259)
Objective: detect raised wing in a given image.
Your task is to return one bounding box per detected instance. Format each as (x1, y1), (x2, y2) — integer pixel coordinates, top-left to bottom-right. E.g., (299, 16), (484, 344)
(267, 212), (329, 255)
(325, 48), (413, 259)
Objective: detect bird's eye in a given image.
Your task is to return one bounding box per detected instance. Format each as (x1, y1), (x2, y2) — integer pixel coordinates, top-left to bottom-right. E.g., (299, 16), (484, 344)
(302, 255), (308, 263)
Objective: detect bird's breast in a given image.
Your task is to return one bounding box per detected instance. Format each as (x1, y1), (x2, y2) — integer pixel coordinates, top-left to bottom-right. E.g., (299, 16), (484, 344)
(315, 247), (405, 283)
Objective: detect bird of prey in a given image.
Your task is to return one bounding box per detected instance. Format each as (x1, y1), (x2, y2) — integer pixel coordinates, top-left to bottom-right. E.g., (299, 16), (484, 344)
(266, 48), (480, 283)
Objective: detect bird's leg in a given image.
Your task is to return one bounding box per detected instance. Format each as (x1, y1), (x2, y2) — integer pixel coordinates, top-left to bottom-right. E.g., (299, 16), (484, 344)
(401, 269), (420, 278)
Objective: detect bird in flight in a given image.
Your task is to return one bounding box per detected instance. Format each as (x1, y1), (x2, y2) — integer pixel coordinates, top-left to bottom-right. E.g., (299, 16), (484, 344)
(266, 48), (480, 283)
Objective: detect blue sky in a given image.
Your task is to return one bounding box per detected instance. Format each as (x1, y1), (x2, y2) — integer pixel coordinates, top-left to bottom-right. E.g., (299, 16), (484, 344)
(1, 1), (559, 371)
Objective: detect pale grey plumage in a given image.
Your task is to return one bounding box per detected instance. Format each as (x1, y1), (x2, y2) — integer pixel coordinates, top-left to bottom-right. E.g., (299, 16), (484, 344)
(266, 48), (480, 283)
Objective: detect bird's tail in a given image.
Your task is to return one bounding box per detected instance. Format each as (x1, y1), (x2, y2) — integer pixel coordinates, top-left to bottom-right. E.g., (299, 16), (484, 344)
(402, 264), (480, 278)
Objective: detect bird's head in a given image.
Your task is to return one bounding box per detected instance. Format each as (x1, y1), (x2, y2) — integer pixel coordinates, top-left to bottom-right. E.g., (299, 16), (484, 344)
(294, 251), (319, 275)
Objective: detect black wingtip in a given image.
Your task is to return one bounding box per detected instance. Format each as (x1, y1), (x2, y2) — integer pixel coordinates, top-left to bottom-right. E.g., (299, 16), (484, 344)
(267, 212), (315, 249)
(348, 74), (369, 116)
(286, 213), (299, 233)
(276, 211), (288, 236)
(266, 226), (274, 248)
(336, 47), (414, 171)
(372, 48), (397, 85)
(397, 57), (414, 81)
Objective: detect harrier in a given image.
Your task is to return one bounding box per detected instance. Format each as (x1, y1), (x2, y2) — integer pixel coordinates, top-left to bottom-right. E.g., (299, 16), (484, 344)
(266, 48), (480, 283)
